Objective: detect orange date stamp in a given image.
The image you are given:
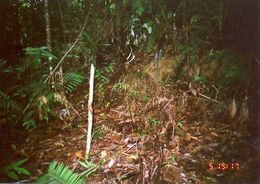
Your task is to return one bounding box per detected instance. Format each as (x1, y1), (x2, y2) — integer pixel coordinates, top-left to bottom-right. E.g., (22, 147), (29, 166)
(208, 161), (240, 171)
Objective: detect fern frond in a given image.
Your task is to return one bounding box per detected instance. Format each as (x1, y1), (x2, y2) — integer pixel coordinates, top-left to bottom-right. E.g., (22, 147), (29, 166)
(36, 161), (86, 184)
(16, 58), (41, 73)
(64, 72), (84, 94)
(0, 90), (20, 111)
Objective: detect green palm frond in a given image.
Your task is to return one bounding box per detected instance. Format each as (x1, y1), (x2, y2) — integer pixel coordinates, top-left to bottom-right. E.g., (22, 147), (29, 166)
(16, 47), (57, 73)
(36, 161), (86, 184)
(0, 90), (20, 111)
(16, 58), (40, 72)
(64, 72), (84, 94)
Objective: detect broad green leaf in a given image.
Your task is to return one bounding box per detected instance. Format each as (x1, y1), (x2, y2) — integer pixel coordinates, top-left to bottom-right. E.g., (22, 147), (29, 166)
(7, 171), (19, 180)
(16, 167), (31, 175)
(135, 5), (144, 16)
(167, 12), (173, 19)
(142, 23), (152, 34)
(4, 159), (28, 170)
(109, 3), (116, 12)
(135, 6), (144, 16)
(36, 161), (86, 184)
(13, 159), (28, 167)
(190, 15), (200, 24)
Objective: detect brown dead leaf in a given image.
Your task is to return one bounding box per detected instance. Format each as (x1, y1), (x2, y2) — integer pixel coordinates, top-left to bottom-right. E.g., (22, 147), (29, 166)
(101, 150), (108, 159)
(127, 154), (139, 162)
(111, 135), (121, 143)
(108, 159), (116, 168)
(184, 133), (192, 142)
(189, 83), (198, 96)
(186, 111), (191, 116)
(38, 96), (48, 105)
(75, 150), (83, 159)
(210, 131), (218, 137)
(182, 126), (188, 131)
(229, 98), (237, 118)
(191, 136), (200, 142)
(191, 145), (204, 154)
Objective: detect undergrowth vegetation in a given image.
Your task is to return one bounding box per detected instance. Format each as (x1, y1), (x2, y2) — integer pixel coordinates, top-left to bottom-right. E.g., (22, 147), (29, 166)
(0, 47), (84, 129)
(0, 0), (248, 130)
(0, 0), (257, 183)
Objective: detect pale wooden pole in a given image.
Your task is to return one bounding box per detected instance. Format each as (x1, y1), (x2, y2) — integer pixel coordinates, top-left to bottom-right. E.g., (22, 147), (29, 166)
(86, 64), (95, 158)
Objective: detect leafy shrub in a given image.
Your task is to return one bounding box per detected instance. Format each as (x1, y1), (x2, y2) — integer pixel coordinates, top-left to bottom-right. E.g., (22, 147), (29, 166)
(36, 161), (86, 184)
(64, 72), (85, 94)
(0, 46), (85, 129)
(0, 159), (30, 181)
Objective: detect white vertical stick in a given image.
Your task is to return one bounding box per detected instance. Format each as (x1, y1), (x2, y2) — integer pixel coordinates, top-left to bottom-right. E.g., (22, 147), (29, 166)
(86, 64), (95, 158)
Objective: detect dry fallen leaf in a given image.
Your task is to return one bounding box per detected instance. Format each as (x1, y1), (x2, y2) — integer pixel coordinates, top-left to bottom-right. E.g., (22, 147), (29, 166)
(101, 150), (107, 159)
(75, 150), (83, 159)
(210, 131), (218, 137)
(108, 159), (116, 168)
(229, 98), (237, 118)
(111, 135), (121, 143)
(184, 133), (192, 142)
(127, 154), (138, 162)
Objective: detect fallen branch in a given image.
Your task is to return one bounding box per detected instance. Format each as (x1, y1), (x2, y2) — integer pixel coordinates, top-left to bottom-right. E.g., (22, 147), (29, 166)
(110, 109), (130, 116)
(66, 100), (81, 118)
(115, 143), (137, 158)
(199, 93), (221, 104)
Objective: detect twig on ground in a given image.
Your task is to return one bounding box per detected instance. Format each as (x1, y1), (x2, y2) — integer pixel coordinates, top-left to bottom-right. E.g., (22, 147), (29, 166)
(199, 93), (221, 104)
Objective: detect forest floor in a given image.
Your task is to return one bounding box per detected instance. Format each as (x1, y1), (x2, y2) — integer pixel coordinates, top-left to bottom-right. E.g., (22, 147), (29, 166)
(0, 54), (259, 184)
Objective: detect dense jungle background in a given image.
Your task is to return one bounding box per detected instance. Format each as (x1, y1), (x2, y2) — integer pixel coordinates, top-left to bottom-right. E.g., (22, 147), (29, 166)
(0, 0), (259, 183)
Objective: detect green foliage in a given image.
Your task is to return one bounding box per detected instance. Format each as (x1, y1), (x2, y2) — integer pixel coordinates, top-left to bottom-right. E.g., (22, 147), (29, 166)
(19, 83), (53, 129)
(2, 45), (86, 129)
(166, 155), (176, 165)
(3, 0), (247, 132)
(95, 70), (110, 85)
(36, 161), (86, 184)
(95, 62), (115, 100)
(142, 22), (153, 34)
(133, 0), (144, 16)
(119, 173), (128, 181)
(64, 72), (84, 94)
(208, 50), (248, 86)
(25, 47), (57, 60)
(0, 159), (30, 181)
(92, 126), (104, 140)
(0, 90), (20, 113)
(0, 60), (12, 74)
(141, 95), (150, 103)
(112, 82), (128, 93)
(148, 118), (160, 126)
(130, 88), (139, 98)
(177, 44), (198, 64)
(193, 74), (207, 84)
(138, 128), (152, 138)
(176, 121), (183, 128)
(79, 159), (101, 177)
(17, 47), (57, 74)
(95, 62), (114, 86)
(104, 62), (115, 73)
(0, 47), (58, 129)
(138, 132), (146, 139)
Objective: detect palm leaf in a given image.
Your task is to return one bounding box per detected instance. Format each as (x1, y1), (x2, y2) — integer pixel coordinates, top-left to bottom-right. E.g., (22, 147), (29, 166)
(0, 90), (20, 111)
(64, 72), (84, 94)
(36, 161), (86, 184)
